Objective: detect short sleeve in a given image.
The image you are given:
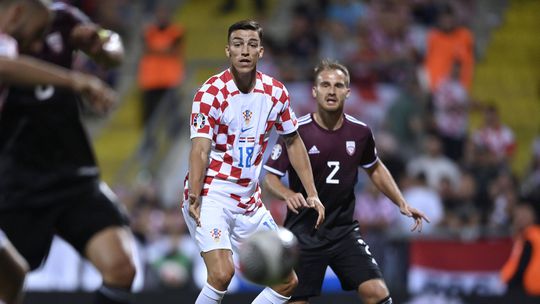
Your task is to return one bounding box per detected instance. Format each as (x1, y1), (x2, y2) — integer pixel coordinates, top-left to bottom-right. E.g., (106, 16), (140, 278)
(263, 137), (290, 177)
(360, 128), (378, 168)
(274, 86), (298, 135)
(190, 85), (219, 140)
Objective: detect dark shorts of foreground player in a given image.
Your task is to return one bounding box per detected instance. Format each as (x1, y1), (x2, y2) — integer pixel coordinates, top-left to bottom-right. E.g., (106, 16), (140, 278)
(290, 225), (383, 301)
(0, 180), (129, 270)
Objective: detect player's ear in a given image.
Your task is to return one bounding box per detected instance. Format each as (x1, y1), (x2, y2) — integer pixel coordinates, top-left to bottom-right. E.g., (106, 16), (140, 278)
(312, 86), (317, 98)
(345, 87), (351, 99)
(258, 46), (264, 59)
(225, 45), (230, 58)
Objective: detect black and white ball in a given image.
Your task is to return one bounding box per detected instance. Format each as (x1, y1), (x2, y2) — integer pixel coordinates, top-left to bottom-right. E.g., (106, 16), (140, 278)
(239, 227), (299, 285)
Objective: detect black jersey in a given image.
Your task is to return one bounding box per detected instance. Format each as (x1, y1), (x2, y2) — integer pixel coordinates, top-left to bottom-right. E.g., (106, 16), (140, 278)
(264, 113), (378, 249)
(0, 3), (98, 207)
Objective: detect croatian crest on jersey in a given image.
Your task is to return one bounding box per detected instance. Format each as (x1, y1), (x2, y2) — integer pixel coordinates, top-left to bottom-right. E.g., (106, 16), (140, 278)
(270, 144), (282, 160)
(210, 228), (222, 242)
(192, 113), (206, 129)
(346, 141), (356, 156)
(242, 109), (253, 125)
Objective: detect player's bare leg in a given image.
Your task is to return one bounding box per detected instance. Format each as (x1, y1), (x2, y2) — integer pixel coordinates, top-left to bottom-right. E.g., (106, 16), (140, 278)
(357, 279), (392, 304)
(85, 227), (136, 304)
(198, 249), (234, 303)
(252, 270), (298, 304)
(0, 241), (28, 304)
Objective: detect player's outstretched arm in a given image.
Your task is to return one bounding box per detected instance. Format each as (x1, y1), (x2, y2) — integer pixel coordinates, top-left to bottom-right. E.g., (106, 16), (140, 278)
(282, 131), (325, 228)
(263, 173), (308, 214)
(365, 160), (430, 232)
(0, 55), (116, 113)
(187, 137), (211, 227)
(71, 24), (124, 68)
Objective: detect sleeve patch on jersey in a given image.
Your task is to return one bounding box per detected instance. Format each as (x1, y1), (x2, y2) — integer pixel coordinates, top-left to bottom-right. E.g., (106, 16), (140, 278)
(192, 113), (207, 129)
(270, 144), (282, 160)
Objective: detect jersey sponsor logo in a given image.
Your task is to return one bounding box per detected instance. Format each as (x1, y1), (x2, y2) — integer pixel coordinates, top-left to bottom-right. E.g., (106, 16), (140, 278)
(346, 141), (356, 156)
(210, 228), (222, 242)
(46, 32), (63, 54)
(35, 85), (55, 101)
(308, 145), (320, 154)
(192, 113), (207, 129)
(270, 144), (282, 160)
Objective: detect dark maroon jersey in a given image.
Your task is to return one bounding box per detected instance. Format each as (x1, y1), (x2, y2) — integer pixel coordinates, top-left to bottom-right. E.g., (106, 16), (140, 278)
(0, 3), (97, 208)
(264, 113), (378, 249)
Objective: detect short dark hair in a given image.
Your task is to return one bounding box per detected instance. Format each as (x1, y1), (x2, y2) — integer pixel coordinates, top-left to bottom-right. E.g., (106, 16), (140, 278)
(314, 59), (350, 87)
(228, 20), (263, 42)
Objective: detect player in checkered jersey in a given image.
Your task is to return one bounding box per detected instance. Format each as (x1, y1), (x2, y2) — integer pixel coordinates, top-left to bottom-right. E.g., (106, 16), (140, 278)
(181, 20), (325, 304)
(264, 60), (430, 304)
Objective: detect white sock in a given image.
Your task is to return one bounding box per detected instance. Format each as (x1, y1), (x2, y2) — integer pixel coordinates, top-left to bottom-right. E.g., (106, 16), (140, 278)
(251, 287), (290, 304)
(195, 282), (227, 304)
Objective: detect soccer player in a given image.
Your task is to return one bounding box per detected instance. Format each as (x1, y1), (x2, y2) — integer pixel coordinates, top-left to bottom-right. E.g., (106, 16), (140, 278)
(0, 2), (136, 304)
(263, 59), (430, 304)
(1, 1), (115, 303)
(181, 20), (325, 304)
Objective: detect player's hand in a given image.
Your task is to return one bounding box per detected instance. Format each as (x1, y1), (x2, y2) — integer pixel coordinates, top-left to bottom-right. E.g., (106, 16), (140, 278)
(71, 24), (103, 55)
(72, 72), (116, 114)
(284, 192), (309, 214)
(306, 196), (325, 229)
(188, 193), (202, 227)
(400, 205), (430, 232)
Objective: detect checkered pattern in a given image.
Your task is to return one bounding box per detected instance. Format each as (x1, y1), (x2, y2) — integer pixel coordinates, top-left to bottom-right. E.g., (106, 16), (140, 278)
(0, 33), (18, 110)
(187, 69), (297, 212)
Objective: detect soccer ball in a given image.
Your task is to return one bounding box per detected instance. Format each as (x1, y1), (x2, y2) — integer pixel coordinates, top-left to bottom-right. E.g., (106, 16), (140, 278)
(239, 227), (299, 285)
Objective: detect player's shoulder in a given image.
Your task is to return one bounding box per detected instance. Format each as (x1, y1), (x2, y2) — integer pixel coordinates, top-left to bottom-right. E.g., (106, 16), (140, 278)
(297, 113), (313, 127)
(196, 69), (232, 97)
(0, 33), (17, 58)
(258, 71), (289, 97)
(344, 114), (371, 132)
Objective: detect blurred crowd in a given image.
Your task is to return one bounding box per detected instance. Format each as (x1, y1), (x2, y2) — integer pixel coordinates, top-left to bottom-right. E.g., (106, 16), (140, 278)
(28, 0), (540, 293)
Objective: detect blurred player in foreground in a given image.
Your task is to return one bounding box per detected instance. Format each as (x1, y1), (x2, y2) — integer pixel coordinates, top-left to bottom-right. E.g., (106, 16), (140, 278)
(181, 20), (324, 304)
(0, 0), (117, 303)
(264, 59), (430, 304)
(0, 1), (136, 304)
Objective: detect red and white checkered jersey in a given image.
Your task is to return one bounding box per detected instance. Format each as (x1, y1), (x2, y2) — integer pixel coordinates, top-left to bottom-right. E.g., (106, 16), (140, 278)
(186, 69), (298, 213)
(0, 33), (18, 109)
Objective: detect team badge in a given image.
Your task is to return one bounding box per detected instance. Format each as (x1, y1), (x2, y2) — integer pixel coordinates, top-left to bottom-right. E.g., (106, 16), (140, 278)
(242, 109), (253, 125)
(210, 228), (222, 242)
(270, 144), (282, 160)
(346, 141), (356, 156)
(192, 113), (207, 129)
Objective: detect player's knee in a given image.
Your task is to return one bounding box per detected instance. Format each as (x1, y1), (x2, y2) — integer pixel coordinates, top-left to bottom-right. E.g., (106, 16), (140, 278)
(208, 267), (234, 290)
(357, 279), (390, 304)
(101, 255), (136, 286)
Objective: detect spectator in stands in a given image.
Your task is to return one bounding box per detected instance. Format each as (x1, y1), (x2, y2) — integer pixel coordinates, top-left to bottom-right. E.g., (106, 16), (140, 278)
(407, 134), (461, 191)
(138, 5), (184, 126)
(431, 61), (470, 161)
(472, 104), (517, 164)
(501, 200), (540, 296)
(424, 3), (474, 92)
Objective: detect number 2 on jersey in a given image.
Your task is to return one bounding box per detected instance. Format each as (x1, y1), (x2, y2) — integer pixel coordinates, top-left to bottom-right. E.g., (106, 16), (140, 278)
(238, 146), (255, 168)
(326, 161), (340, 184)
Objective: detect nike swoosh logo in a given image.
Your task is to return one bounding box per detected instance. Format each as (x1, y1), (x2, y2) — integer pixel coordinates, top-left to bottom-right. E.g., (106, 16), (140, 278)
(241, 126), (254, 132)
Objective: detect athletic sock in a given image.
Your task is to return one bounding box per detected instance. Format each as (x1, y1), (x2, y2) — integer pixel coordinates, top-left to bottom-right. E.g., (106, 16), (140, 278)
(94, 284), (132, 304)
(195, 282), (227, 304)
(377, 296), (393, 304)
(251, 287), (290, 304)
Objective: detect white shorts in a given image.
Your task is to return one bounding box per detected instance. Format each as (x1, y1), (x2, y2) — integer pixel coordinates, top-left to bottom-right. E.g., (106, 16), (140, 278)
(182, 197), (278, 254)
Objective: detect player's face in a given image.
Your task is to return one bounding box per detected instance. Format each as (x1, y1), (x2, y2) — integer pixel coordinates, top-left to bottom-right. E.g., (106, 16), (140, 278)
(226, 30), (264, 74)
(10, 7), (50, 53)
(312, 69), (350, 113)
